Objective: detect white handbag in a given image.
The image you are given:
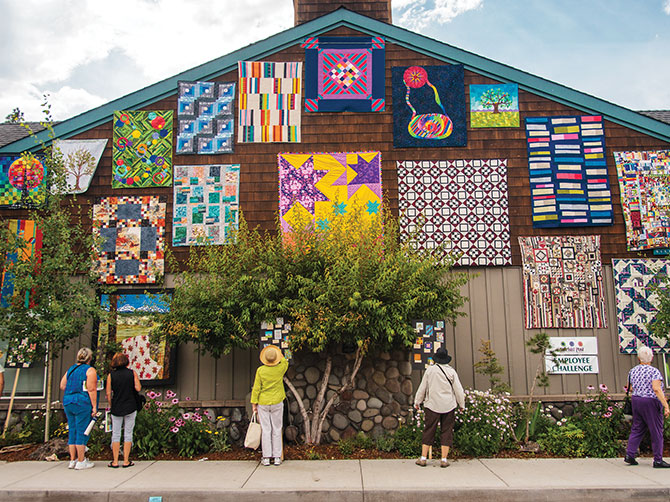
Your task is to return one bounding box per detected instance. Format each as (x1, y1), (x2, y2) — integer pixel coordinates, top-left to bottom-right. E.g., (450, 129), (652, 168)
(244, 411), (262, 449)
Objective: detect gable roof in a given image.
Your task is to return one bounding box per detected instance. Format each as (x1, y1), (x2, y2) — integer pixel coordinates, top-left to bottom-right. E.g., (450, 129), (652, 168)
(639, 110), (670, 125)
(0, 122), (49, 148)
(3, 7), (670, 154)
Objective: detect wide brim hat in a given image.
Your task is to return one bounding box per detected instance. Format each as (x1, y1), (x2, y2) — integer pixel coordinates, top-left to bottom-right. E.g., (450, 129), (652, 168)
(260, 345), (282, 367)
(434, 347), (452, 365)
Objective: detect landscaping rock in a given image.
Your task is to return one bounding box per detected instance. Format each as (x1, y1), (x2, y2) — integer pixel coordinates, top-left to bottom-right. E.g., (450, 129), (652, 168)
(361, 419), (374, 432)
(382, 416), (398, 430)
(328, 374), (340, 386)
(385, 367), (399, 379)
(401, 379), (413, 396)
(562, 404), (575, 417)
(289, 401), (299, 415)
(371, 424), (385, 438)
(374, 415), (383, 424)
(398, 361), (412, 376)
(393, 392), (407, 406)
(380, 404), (392, 417)
(372, 371), (386, 386)
(305, 385), (317, 399)
(356, 400), (367, 412)
(348, 410), (362, 423)
(305, 367), (320, 384)
(341, 426), (357, 440)
(391, 402), (401, 415)
(332, 413), (348, 430)
(385, 379), (400, 393)
(204, 408), (217, 422)
(550, 407), (562, 420)
(231, 408), (243, 422)
(230, 424), (241, 441)
(29, 438), (69, 461)
(379, 352), (391, 360)
(376, 388), (392, 404)
(321, 419), (330, 432)
(329, 429), (341, 442)
(368, 397), (383, 409)
(353, 390), (369, 400)
(363, 408), (379, 418)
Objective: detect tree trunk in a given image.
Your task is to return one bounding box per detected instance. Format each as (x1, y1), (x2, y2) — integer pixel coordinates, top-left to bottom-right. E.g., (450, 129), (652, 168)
(44, 347), (54, 443)
(493, 103), (500, 114)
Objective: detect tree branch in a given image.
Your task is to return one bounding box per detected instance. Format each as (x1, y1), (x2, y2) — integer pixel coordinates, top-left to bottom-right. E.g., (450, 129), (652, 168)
(311, 355), (332, 441)
(283, 375), (312, 444)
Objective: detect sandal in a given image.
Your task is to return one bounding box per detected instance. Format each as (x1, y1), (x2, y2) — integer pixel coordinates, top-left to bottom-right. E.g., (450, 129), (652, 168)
(108, 462), (119, 468)
(122, 461), (135, 468)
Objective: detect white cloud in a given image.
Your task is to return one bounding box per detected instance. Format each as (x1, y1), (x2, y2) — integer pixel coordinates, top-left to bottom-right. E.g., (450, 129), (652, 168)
(394, 0), (484, 31)
(664, 0), (670, 14)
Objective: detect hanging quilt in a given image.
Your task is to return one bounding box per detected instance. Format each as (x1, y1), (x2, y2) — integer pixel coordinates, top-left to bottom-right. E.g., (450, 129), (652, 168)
(100, 292), (176, 384)
(613, 259), (670, 354)
(176, 81), (235, 154)
(392, 65), (467, 148)
(259, 317), (293, 361)
(525, 115), (612, 227)
(238, 61), (302, 143)
(0, 219), (42, 308)
(172, 164), (240, 246)
(92, 195), (166, 284)
(302, 36), (385, 112)
(518, 235), (607, 329)
(53, 139), (107, 194)
(412, 320), (446, 369)
(397, 159), (511, 266)
(0, 155), (47, 208)
(469, 84), (519, 128)
(613, 150), (670, 251)
(278, 151), (382, 233)
(112, 110), (173, 188)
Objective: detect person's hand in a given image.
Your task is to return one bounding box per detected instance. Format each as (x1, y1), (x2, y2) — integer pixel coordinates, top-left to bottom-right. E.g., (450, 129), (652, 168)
(91, 408), (97, 417)
(252, 403), (258, 413)
(664, 406), (670, 418)
(413, 403), (420, 410)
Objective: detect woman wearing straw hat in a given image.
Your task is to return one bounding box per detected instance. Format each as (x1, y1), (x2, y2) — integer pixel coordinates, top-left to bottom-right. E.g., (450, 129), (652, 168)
(251, 345), (288, 466)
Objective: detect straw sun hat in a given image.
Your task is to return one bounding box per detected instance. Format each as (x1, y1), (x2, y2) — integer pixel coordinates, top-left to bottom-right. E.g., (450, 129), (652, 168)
(260, 345), (282, 367)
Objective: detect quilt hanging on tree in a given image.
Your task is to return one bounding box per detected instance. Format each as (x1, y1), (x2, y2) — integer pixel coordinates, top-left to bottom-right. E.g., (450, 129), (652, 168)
(92, 196), (166, 284)
(0, 155), (48, 208)
(613, 259), (670, 354)
(397, 159), (511, 266)
(302, 36), (385, 112)
(412, 320), (446, 369)
(469, 84), (519, 128)
(525, 115), (612, 227)
(278, 151), (382, 234)
(172, 164), (240, 246)
(392, 65), (466, 148)
(53, 139), (107, 194)
(176, 81), (235, 154)
(238, 61), (302, 143)
(259, 317), (293, 361)
(518, 235), (607, 329)
(100, 292), (176, 384)
(112, 110), (173, 188)
(613, 150), (670, 251)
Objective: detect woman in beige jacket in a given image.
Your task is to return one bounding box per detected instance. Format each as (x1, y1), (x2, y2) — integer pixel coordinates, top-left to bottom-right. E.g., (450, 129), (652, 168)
(413, 347), (465, 468)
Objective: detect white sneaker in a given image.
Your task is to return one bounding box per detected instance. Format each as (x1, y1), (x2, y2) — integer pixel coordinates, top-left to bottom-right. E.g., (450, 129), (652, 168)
(68, 460), (77, 469)
(274, 458), (282, 466)
(261, 458), (271, 466)
(74, 459), (95, 470)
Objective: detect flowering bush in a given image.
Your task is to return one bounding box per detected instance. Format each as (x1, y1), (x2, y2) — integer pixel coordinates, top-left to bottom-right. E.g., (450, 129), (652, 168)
(538, 422), (586, 457)
(392, 408), (424, 458)
(454, 390), (517, 456)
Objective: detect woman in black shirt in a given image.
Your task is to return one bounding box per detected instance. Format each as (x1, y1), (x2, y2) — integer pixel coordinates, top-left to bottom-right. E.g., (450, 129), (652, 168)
(105, 352), (141, 468)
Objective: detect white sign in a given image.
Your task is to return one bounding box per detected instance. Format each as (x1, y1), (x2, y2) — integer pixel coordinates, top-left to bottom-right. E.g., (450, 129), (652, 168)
(546, 337), (598, 355)
(546, 355), (599, 374)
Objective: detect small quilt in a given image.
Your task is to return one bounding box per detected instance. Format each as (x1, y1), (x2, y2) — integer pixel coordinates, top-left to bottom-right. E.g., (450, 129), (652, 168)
(470, 84), (520, 128)
(53, 139), (107, 194)
(0, 155), (47, 208)
(412, 320), (446, 369)
(259, 317), (293, 361)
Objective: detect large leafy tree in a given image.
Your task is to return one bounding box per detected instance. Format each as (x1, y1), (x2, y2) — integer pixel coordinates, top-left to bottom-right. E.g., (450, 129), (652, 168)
(156, 204), (470, 444)
(480, 88), (513, 114)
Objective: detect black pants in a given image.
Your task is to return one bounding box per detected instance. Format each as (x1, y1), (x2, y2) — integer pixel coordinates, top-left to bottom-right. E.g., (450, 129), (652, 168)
(422, 407), (455, 447)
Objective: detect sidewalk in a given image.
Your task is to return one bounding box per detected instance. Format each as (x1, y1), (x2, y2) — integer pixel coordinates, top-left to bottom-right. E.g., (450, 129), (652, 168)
(0, 457), (669, 502)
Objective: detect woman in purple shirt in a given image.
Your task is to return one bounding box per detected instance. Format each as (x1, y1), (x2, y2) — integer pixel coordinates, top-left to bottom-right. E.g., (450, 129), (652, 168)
(624, 345), (670, 468)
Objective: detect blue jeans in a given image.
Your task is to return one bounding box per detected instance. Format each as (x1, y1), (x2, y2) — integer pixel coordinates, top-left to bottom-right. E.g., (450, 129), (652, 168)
(64, 402), (93, 446)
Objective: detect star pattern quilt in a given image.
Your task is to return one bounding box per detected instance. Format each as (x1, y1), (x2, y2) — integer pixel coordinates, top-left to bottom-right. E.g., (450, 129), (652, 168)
(397, 159), (511, 266)
(519, 235), (607, 329)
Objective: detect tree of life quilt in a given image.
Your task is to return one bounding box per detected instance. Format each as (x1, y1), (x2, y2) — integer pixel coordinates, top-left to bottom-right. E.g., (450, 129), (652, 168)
(92, 196), (166, 284)
(172, 164), (240, 246)
(277, 151), (382, 233)
(53, 139), (107, 194)
(0, 155), (47, 208)
(302, 36), (385, 112)
(238, 61), (302, 143)
(525, 115), (613, 227)
(613, 258), (670, 354)
(518, 235), (607, 329)
(177, 81), (235, 154)
(613, 150), (670, 251)
(397, 159), (511, 266)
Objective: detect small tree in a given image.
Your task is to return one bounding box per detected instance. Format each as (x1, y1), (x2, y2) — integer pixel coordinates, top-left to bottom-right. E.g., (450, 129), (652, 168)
(474, 339), (511, 393)
(648, 276), (670, 343)
(156, 203), (470, 444)
(63, 148), (96, 192)
(480, 88), (513, 114)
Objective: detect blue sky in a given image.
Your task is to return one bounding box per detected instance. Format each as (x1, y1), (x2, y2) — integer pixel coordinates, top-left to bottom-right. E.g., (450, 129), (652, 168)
(1, 0), (669, 121)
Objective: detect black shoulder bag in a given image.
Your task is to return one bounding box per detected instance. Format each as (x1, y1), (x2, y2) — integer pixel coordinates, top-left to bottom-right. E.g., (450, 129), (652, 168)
(622, 375), (632, 416)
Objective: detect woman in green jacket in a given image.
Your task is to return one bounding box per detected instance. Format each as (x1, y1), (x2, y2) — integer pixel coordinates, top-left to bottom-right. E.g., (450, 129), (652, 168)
(251, 345), (288, 466)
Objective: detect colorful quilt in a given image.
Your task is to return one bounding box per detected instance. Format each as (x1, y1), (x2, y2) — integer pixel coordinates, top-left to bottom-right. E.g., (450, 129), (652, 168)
(259, 317), (293, 361)
(172, 164), (240, 246)
(613, 259), (670, 354)
(470, 84), (519, 128)
(112, 110), (173, 188)
(278, 151), (382, 233)
(100, 292), (175, 383)
(92, 196), (166, 284)
(397, 159), (511, 266)
(518, 236), (607, 329)
(302, 36), (385, 112)
(177, 81), (235, 154)
(392, 65), (467, 148)
(238, 61), (302, 143)
(525, 115), (612, 227)
(412, 320), (446, 369)
(53, 139), (107, 194)
(0, 219), (42, 308)
(613, 150), (670, 251)
(0, 155), (47, 208)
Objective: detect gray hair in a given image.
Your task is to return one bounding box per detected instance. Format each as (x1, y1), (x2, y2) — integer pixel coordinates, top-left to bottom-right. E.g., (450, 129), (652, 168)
(638, 346), (653, 364)
(76, 347), (93, 364)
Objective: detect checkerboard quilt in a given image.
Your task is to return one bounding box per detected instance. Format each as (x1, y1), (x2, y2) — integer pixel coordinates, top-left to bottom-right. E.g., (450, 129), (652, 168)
(0, 155), (47, 208)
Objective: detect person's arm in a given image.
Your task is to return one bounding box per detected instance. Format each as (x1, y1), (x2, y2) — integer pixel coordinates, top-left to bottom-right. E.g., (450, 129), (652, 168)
(250, 368), (262, 413)
(133, 370), (142, 392)
(105, 374), (112, 407)
(452, 371), (466, 410)
(652, 379), (670, 418)
(60, 371), (68, 391)
(414, 371), (429, 409)
(86, 367), (98, 417)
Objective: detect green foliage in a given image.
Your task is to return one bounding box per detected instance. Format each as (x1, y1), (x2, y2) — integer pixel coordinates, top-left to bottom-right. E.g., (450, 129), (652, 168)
(338, 431), (375, 457)
(479, 88), (513, 111)
(571, 385), (626, 457)
(648, 276), (670, 343)
(133, 398), (172, 459)
(305, 447), (325, 460)
(5, 107), (24, 123)
(455, 390), (517, 456)
(474, 340), (511, 393)
(13, 408), (64, 443)
(206, 417), (232, 452)
(374, 433), (395, 452)
(538, 422), (586, 457)
(393, 410), (424, 458)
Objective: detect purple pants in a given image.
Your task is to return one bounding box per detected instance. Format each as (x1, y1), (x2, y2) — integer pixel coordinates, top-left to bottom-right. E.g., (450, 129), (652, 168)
(626, 396), (665, 462)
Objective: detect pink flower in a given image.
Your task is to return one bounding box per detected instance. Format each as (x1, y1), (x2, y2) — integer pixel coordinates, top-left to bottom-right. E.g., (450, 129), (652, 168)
(171, 427), (179, 433)
(147, 391), (157, 399)
(155, 392), (162, 398)
(587, 385), (595, 391)
(182, 413), (191, 420)
(599, 384), (608, 392)
(195, 416), (202, 422)
(185, 397), (191, 401)
(169, 417), (176, 422)
(166, 390), (176, 399)
(172, 398), (179, 405)
(176, 419), (185, 427)
(603, 412), (612, 418)
(607, 406), (613, 412)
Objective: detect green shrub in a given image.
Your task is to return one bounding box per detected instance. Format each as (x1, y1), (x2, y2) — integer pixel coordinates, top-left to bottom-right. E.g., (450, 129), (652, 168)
(538, 422), (586, 457)
(338, 432), (375, 457)
(393, 410), (424, 458)
(374, 433), (395, 452)
(572, 385), (626, 458)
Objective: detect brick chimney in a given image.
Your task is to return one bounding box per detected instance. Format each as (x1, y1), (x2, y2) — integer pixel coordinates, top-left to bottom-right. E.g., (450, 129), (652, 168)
(293, 0), (392, 25)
